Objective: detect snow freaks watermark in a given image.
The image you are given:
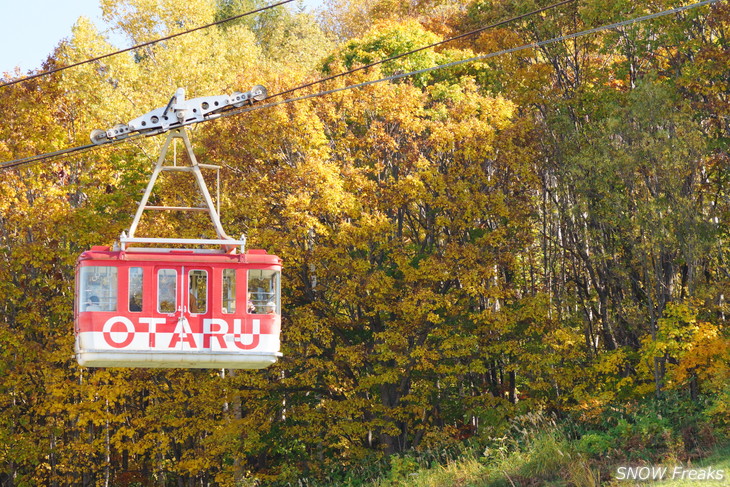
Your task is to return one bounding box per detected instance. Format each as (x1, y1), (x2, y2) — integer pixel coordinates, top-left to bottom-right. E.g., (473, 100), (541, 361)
(615, 464), (725, 482)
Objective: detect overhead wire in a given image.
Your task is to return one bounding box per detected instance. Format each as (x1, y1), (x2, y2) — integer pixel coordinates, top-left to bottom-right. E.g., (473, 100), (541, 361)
(0, 143), (98, 170)
(213, 0), (724, 121)
(269, 0), (577, 100)
(0, 0), (721, 171)
(0, 0), (295, 90)
(0, 0), (577, 170)
(0, 136), (140, 170)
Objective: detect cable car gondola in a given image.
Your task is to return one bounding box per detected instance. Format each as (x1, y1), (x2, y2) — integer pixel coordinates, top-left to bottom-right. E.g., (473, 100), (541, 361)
(75, 246), (281, 369)
(75, 87), (282, 369)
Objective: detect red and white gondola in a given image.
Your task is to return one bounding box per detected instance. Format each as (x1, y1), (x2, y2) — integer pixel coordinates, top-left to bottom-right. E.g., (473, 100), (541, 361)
(75, 86), (282, 369)
(75, 246), (281, 369)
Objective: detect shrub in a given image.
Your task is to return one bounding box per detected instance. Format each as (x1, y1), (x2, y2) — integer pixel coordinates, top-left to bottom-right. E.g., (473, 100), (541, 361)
(576, 433), (613, 456)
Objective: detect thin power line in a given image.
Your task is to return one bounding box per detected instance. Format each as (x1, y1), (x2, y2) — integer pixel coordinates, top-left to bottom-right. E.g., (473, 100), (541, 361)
(0, 143), (98, 169)
(0, 0), (720, 171)
(0, 0), (295, 90)
(270, 0), (577, 99)
(0, 0), (574, 169)
(219, 0), (723, 120)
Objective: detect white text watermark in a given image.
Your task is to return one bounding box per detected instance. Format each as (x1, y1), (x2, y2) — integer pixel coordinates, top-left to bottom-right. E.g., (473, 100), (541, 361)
(615, 465), (725, 482)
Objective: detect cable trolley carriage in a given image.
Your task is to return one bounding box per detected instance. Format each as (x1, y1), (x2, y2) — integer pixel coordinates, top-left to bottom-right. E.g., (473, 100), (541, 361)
(75, 86), (282, 369)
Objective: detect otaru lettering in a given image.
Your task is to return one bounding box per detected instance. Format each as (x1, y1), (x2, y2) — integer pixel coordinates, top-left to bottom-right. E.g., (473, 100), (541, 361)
(102, 316), (262, 350)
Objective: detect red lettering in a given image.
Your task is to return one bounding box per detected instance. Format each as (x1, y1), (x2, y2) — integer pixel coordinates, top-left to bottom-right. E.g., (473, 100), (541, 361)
(95, 316), (268, 352)
(232, 319), (260, 350)
(167, 317), (198, 348)
(103, 317), (135, 348)
(139, 317), (165, 347)
(203, 319), (228, 349)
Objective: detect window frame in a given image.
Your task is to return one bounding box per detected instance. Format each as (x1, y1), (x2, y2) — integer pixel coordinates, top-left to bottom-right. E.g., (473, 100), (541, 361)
(222, 268), (236, 314)
(157, 269), (178, 314)
(247, 269), (281, 315)
(78, 265), (118, 312)
(188, 269), (208, 314)
(128, 267), (144, 313)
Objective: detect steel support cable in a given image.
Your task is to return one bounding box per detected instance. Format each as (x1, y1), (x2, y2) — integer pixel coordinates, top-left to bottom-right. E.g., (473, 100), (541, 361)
(0, 0), (295, 89)
(0, 0), (721, 171)
(216, 0), (723, 120)
(1, 144), (96, 169)
(0, 135), (142, 170)
(0, 0), (575, 170)
(268, 0), (577, 100)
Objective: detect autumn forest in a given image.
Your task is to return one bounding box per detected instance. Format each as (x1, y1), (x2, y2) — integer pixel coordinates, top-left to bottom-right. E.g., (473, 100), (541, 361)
(0, 0), (729, 485)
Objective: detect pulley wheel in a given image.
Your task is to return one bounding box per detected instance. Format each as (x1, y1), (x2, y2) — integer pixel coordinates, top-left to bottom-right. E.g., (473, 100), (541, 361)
(250, 85), (267, 102)
(90, 129), (108, 145)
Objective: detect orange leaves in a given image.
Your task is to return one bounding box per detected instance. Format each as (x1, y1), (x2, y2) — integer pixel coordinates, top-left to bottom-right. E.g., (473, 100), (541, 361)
(637, 301), (729, 402)
(672, 327), (729, 389)
(2, 0), (729, 482)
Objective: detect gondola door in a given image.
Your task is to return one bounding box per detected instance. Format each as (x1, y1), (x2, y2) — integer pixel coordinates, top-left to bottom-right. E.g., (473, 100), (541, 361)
(154, 265), (212, 352)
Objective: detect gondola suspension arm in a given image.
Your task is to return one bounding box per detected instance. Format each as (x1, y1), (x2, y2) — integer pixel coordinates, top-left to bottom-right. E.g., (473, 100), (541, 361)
(90, 85), (267, 144)
(103, 86), (268, 253)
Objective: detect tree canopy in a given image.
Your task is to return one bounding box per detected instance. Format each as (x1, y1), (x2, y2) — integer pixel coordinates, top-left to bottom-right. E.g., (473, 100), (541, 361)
(0, 0), (728, 484)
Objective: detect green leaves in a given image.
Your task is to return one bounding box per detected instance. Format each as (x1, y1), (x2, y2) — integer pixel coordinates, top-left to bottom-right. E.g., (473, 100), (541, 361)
(0, 0), (728, 483)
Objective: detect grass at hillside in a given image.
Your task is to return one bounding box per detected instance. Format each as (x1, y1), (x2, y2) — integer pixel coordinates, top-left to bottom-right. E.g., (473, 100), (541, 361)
(306, 399), (728, 487)
(650, 446), (730, 487)
(357, 439), (730, 487)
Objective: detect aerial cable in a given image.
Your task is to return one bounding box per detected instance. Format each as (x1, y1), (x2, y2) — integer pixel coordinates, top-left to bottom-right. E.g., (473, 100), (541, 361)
(270, 0), (577, 100)
(219, 0), (723, 119)
(0, 135), (143, 170)
(0, 0), (720, 171)
(0, 144), (96, 170)
(0, 0), (295, 90)
(0, 0), (575, 169)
